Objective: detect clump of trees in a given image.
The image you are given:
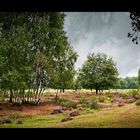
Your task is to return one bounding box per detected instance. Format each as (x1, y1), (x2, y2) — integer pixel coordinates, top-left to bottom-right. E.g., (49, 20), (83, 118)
(78, 53), (118, 94)
(115, 77), (139, 89)
(0, 12), (77, 105)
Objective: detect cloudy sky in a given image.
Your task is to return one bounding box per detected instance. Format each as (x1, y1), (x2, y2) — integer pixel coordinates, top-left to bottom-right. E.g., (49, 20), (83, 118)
(64, 12), (140, 78)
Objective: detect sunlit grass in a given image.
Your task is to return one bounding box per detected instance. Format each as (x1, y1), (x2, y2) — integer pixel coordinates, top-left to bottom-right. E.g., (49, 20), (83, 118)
(1, 103), (140, 128)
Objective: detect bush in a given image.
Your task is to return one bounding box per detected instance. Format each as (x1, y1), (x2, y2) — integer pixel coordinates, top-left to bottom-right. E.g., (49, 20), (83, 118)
(106, 90), (113, 98)
(90, 101), (100, 110)
(127, 90), (140, 99)
(119, 93), (129, 99)
(132, 90), (140, 98)
(99, 96), (106, 102)
(82, 103), (91, 108)
(56, 98), (77, 108)
(136, 99), (140, 106)
(91, 96), (97, 102)
(79, 96), (86, 104)
(104, 97), (113, 103)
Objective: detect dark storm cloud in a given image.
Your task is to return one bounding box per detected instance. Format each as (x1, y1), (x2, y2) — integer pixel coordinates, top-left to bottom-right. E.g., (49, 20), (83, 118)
(64, 12), (116, 44)
(64, 12), (140, 77)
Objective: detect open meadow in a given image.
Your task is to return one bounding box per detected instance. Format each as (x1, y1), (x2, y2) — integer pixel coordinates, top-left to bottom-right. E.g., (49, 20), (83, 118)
(1, 89), (140, 128)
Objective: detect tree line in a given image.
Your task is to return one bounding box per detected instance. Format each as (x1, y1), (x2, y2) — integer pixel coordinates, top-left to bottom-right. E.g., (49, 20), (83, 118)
(114, 77), (139, 89)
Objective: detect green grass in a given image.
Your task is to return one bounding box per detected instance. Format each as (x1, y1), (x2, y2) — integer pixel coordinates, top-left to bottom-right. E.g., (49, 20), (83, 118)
(48, 103), (140, 128)
(1, 103), (140, 128)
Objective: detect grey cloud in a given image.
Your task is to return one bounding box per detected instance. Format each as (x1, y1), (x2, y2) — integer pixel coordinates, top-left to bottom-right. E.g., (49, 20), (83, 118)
(64, 12), (116, 44)
(64, 12), (140, 77)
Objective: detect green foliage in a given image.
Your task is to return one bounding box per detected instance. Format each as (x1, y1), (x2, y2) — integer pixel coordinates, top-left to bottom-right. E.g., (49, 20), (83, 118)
(90, 100), (100, 110)
(132, 90), (139, 98)
(78, 53), (118, 93)
(79, 96), (86, 104)
(90, 96), (100, 109)
(115, 77), (139, 89)
(119, 93), (129, 99)
(127, 89), (140, 99)
(91, 96), (97, 102)
(106, 90), (113, 98)
(136, 99), (140, 106)
(49, 46), (78, 92)
(104, 97), (113, 103)
(72, 73), (82, 91)
(99, 96), (106, 102)
(0, 12), (77, 104)
(56, 98), (77, 108)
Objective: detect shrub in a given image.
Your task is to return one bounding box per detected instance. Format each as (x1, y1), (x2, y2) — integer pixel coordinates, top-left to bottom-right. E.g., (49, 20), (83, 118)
(90, 101), (100, 110)
(106, 90), (113, 98)
(104, 97), (113, 103)
(136, 99), (140, 106)
(132, 90), (140, 98)
(99, 96), (106, 102)
(79, 96), (86, 104)
(127, 90), (140, 99)
(56, 98), (77, 108)
(119, 93), (129, 99)
(82, 103), (91, 108)
(91, 96), (97, 102)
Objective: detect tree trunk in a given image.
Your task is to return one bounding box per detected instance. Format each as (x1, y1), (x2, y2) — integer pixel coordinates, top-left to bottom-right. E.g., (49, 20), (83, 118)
(23, 89), (25, 103)
(3, 91), (6, 102)
(35, 86), (39, 103)
(9, 89), (13, 102)
(62, 89), (65, 93)
(96, 88), (98, 95)
(37, 86), (43, 102)
(91, 89), (92, 91)
(27, 89), (30, 103)
(55, 92), (58, 101)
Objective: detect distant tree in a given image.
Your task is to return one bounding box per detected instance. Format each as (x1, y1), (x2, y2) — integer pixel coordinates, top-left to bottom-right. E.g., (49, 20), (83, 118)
(79, 53), (118, 94)
(125, 77), (139, 89)
(72, 72), (82, 92)
(117, 78), (127, 89)
(115, 77), (139, 89)
(128, 12), (140, 44)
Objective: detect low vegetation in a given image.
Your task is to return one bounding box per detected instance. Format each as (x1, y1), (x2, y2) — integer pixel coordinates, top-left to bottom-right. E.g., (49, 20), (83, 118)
(0, 89), (140, 128)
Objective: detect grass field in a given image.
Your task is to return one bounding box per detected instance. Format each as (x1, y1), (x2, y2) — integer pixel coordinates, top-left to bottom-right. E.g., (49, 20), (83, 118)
(0, 89), (140, 128)
(0, 103), (140, 128)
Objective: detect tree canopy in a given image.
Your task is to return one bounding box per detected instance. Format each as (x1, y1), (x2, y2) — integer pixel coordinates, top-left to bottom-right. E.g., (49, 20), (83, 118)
(0, 12), (77, 104)
(78, 53), (118, 94)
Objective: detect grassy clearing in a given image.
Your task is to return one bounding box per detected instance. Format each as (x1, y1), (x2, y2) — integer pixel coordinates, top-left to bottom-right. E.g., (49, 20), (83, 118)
(48, 103), (140, 128)
(1, 103), (140, 128)
(0, 89), (140, 128)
